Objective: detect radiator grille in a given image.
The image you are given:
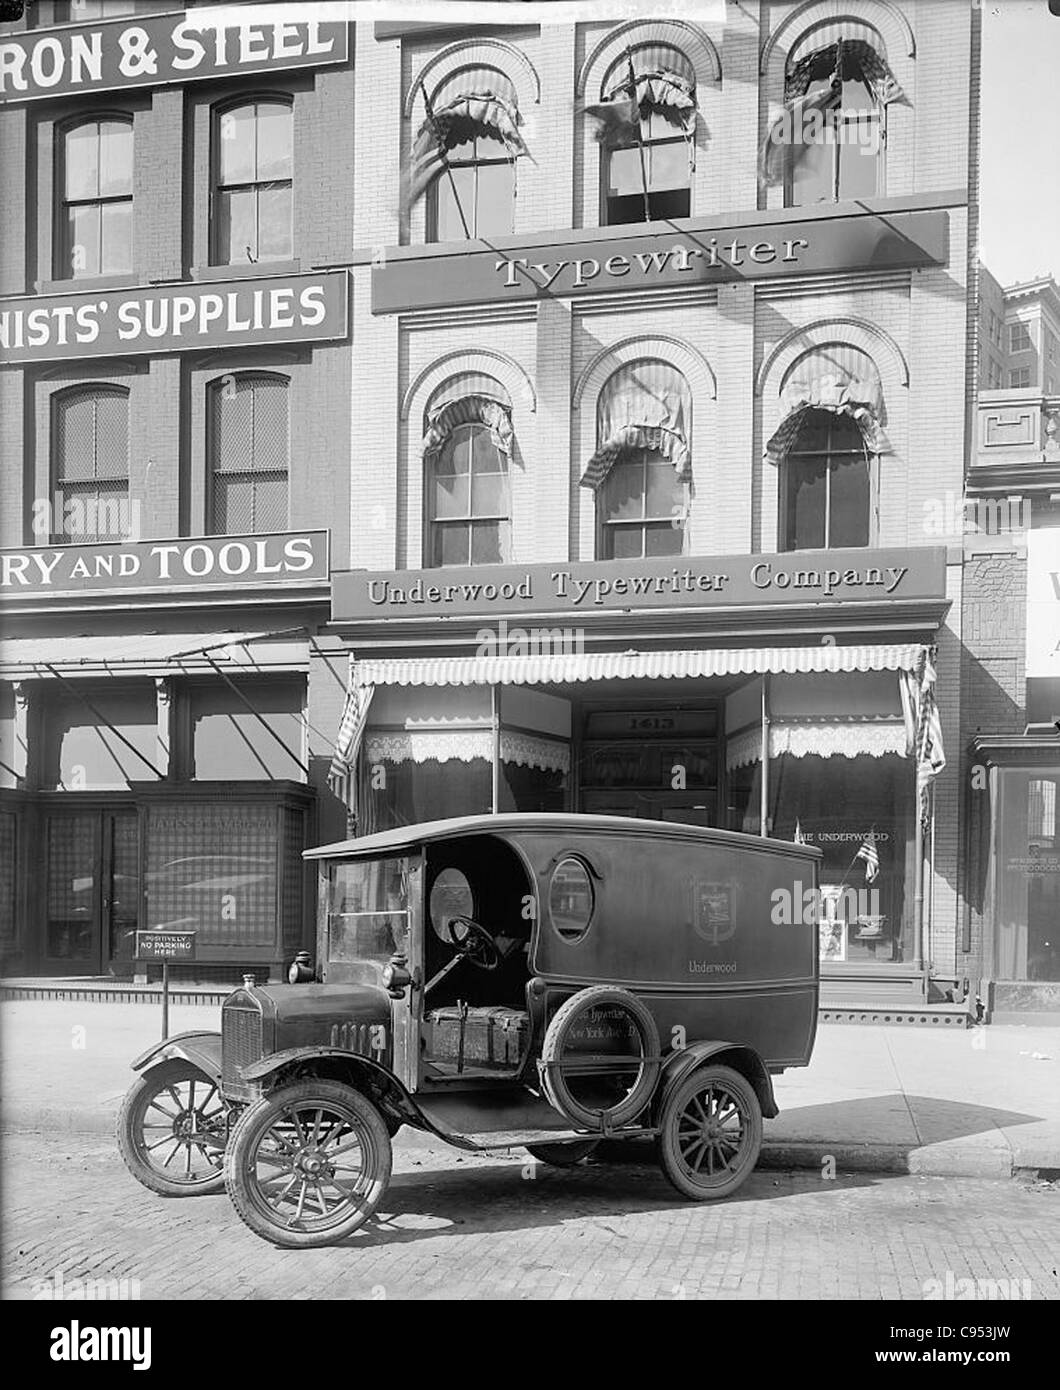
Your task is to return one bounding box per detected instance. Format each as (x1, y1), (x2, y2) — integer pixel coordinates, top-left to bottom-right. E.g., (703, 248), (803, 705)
(222, 1004), (263, 1091)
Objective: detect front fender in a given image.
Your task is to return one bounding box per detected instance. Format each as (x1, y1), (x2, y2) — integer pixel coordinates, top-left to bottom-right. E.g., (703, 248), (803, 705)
(654, 1041), (778, 1122)
(131, 1031), (223, 1087)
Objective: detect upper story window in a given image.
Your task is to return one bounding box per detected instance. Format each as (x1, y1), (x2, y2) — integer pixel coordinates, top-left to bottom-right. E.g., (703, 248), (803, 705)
(54, 1), (137, 20)
(410, 67), (528, 242)
(207, 372), (290, 534)
(581, 360), (691, 559)
(781, 410), (872, 550)
(212, 99), (293, 266)
(57, 117), (133, 280)
(1009, 367), (1031, 389)
(51, 385), (130, 542)
(422, 373), (513, 566)
(590, 45), (696, 226)
(768, 36), (900, 206)
(766, 345), (887, 552)
(1009, 322), (1033, 353)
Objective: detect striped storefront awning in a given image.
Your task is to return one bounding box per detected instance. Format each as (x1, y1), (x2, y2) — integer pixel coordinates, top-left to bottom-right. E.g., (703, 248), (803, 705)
(355, 643), (929, 689)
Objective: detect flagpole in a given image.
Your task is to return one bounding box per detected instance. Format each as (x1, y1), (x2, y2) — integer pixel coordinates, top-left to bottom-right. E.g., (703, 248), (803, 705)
(625, 48), (651, 224)
(420, 78), (472, 240)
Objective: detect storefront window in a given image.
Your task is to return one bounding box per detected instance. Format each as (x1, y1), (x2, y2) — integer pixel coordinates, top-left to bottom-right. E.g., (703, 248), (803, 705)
(187, 677), (304, 781)
(996, 770), (1060, 981)
(144, 802), (294, 949)
(366, 758), (492, 834)
(42, 684), (157, 789)
(770, 753), (915, 964)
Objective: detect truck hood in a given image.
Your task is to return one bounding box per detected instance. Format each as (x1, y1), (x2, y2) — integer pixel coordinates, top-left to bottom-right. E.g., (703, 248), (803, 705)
(253, 982), (392, 1049)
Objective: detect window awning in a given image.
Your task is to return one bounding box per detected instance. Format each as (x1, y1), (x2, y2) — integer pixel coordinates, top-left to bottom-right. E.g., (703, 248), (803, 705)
(402, 79), (529, 215)
(329, 643), (938, 794)
(785, 38), (903, 105)
(581, 360), (691, 490)
(727, 720), (908, 768)
(759, 36), (902, 187)
(422, 394), (514, 462)
(0, 632), (304, 678)
(363, 729), (569, 773)
(355, 644), (929, 690)
(765, 345), (890, 467)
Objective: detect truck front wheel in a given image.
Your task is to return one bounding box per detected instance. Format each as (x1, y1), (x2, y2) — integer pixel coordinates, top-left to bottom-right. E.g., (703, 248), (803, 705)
(225, 1080), (392, 1249)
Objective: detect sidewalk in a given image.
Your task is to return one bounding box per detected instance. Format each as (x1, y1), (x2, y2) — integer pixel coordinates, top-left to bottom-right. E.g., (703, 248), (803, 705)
(2, 999), (1057, 1177)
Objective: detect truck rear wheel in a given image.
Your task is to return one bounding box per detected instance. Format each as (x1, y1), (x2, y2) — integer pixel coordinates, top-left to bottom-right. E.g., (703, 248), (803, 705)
(225, 1080), (391, 1249)
(657, 1064), (762, 1201)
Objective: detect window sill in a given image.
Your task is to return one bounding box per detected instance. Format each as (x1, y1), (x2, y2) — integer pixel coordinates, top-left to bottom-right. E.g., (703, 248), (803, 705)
(36, 274), (135, 294)
(191, 260), (301, 282)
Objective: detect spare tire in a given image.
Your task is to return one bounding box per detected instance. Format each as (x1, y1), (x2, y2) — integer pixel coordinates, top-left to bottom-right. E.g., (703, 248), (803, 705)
(539, 986), (661, 1131)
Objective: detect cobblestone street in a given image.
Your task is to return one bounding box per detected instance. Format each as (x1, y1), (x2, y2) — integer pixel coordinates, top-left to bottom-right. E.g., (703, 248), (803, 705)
(4, 1131), (1058, 1301)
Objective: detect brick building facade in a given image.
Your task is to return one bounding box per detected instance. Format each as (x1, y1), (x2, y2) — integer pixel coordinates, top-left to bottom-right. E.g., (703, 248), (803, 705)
(3, 1), (1023, 1016)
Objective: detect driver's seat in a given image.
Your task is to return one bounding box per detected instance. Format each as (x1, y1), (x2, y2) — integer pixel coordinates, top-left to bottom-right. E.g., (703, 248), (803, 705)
(424, 1005), (530, 1073)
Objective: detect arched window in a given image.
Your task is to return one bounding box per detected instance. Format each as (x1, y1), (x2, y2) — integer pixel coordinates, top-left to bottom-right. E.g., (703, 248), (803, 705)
(212, 98), (293, 265)
(781, 410), (872, 550)
(207, 372), (290, 534)
(422, 373), (513, 567)
(596, 45), (696, 225)
(582, 360), (691, 559)
(51, 386), (130, 543)
(767, 345), (888, 551)
(57, 117), (133, 279)
(770, 35), (901, 206)
(410, 67), (527, 242)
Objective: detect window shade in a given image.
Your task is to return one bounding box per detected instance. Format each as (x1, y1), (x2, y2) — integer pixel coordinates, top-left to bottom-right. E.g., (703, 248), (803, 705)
(581, 360), (691, 490)
(53, 389), (129, 482)
(765, 345), (890, 466)
(403, 67), (528, 215)
(422, 374), (514, 462)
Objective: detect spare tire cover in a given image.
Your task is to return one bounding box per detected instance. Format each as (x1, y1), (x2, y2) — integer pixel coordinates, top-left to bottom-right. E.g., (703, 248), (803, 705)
(539, 985), (661, 1131)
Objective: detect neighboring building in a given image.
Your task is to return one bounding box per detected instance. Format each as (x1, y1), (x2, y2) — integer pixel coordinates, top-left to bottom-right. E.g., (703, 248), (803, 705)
(966, 271), (1060, 1023)
(0, 1), (356, 981)
(328, 0), (978, 1013)
(978, 269), (1060, 395)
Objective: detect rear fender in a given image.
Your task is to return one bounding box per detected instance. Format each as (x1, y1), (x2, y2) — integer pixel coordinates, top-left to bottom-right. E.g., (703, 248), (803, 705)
(653, 1041), (778, 1122)
(239, 1047), (422, 1130)
(131, 1031), (223, 1087)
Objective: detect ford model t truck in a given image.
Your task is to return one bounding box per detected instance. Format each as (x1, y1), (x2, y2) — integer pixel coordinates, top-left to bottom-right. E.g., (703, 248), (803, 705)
(118, 813), (821, 1248)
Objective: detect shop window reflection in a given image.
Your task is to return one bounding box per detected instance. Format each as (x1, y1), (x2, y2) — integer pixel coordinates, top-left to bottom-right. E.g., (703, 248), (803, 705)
(997, 770), (1060, 982)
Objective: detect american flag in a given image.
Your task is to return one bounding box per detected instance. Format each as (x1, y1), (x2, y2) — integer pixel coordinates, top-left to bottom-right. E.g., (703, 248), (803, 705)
(901, 648), (946, 829)
(855, 831), (880, 883)
(328, 668), (374, 792)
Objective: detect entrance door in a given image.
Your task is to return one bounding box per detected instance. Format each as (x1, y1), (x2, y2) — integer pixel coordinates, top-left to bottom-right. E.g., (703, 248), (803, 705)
(44, 810), (139, 974)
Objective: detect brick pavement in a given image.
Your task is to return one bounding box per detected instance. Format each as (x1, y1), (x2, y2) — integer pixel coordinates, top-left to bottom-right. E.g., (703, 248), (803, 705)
(3, 1131), (1058, 1300)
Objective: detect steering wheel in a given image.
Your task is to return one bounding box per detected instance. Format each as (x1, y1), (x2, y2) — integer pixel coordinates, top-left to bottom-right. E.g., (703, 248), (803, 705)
(440, 915), (501, 972)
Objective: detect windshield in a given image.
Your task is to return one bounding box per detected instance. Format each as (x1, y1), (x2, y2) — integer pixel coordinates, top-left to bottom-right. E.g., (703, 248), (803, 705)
(324, 856), (412, 985)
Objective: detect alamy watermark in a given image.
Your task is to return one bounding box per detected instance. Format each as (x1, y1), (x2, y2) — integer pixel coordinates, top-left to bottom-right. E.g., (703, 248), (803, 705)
(922, 492), (1030, 540)
(474, 618), (585, 659)
(770, 882), (881, 925)
(32, 492), (142, 543)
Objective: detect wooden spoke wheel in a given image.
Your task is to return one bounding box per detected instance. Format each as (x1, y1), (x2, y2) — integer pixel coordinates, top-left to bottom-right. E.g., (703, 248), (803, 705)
(657, 1064), (762, 1201)
(224, 1081), (391, 1249)
(117, 1060), (229, 1197)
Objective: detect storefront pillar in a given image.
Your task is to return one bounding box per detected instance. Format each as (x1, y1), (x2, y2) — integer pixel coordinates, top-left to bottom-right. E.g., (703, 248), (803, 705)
(11, 682), (29, 783)
(154, 679), (173, 779)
